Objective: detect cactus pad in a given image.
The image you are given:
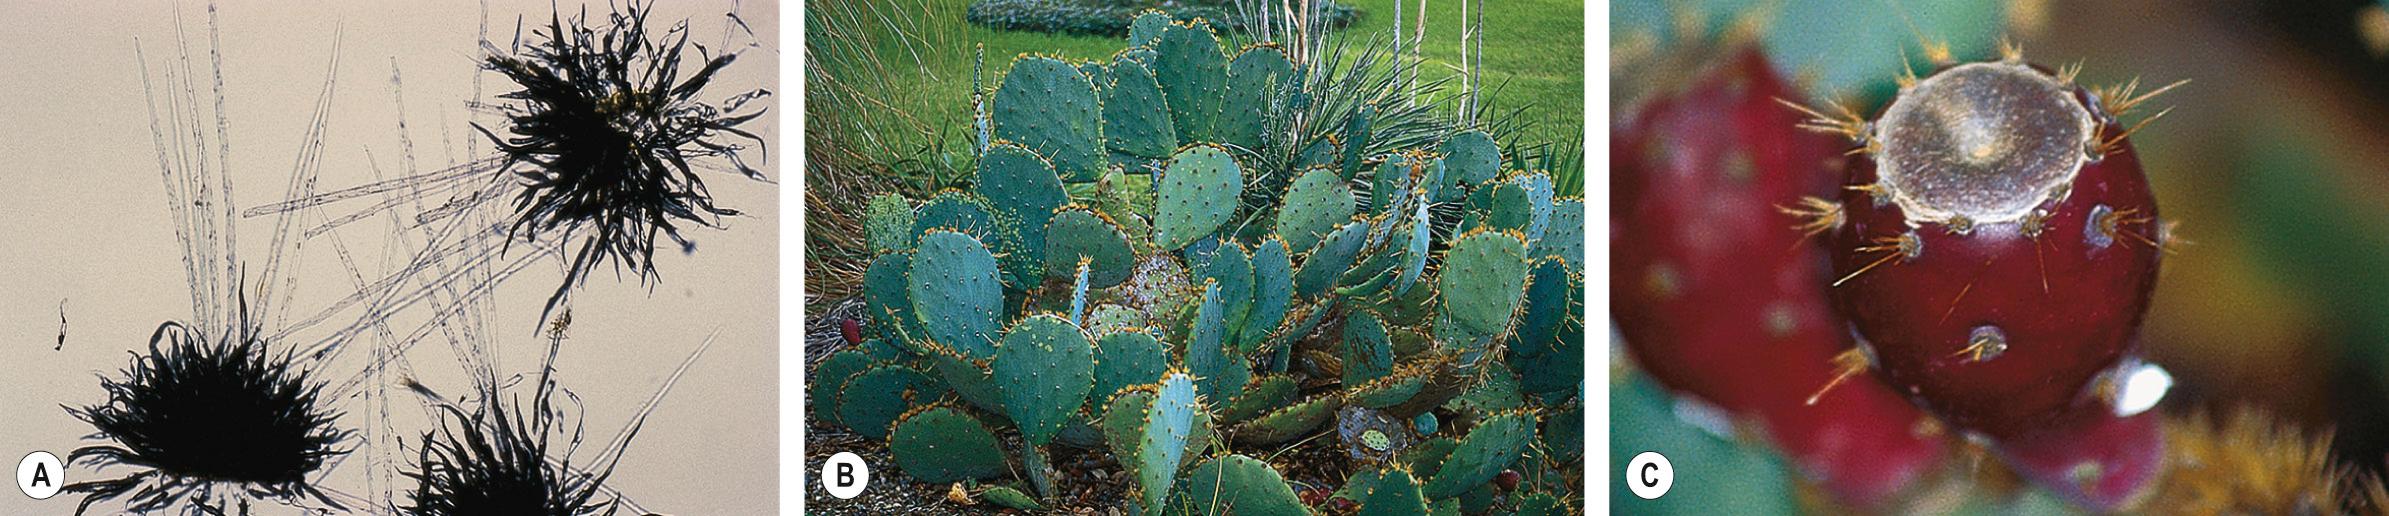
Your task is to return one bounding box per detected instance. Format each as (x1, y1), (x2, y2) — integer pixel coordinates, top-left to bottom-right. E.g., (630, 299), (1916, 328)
(1531, 198), (1584, 269)
(993, 314), (1097, 445)
(888, 405), (1007, 483)
(1220, 374), (1297, 423)
(1217, 45), (1295, 150)
(1439, 230), (1532, 341)
(1438, 130), (1501, 201)
(1154, 145), (1243, 251)
(992, 56), (1104, 181)
(1295, 220), (1369, 298)
(863, 251), (926, 351)
(1422, 410), (1536, 498)
(1343, 311), (1394, 386)
(1153, 21), (1227, 143)
(1103, 57), (1178, 159)
(909, 230), (1006, 359)
(1242, 238), (1294, 351)
(836, 364), (945, 440)
(1168, 455), (1307, 516)
(1139, 373), (1204, 515)
(1043, 207), (1136, 288)
(865, 193), (915, 254)
(1231, 394), (1342, 446)
(976, 142), (1068, 269)
(1092, 330), (1168, 407)
(810, 350), (874, 423)
(1360, 467), (1429, 516)
(1197, 242), (1255, 347)
(1185, 281), (1250, 403)
(1278, 167), (1356, 253)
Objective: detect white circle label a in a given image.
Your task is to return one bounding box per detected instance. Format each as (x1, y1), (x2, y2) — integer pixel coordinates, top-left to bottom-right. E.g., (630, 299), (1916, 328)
(18, 451), (64, 500)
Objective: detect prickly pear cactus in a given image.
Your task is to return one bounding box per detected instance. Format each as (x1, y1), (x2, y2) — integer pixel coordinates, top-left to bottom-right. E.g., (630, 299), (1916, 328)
(834, 9), (1583, 512)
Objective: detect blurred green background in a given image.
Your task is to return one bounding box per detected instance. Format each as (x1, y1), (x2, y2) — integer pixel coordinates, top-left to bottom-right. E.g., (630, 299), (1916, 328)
(1615, 0), (2389, 512)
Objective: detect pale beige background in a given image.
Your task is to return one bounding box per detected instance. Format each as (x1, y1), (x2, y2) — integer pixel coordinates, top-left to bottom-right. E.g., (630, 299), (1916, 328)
(0, 1), (778, 513)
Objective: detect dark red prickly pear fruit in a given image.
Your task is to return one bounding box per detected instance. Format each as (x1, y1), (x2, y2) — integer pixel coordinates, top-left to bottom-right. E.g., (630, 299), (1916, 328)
(1994, 408), (2166, 511)
(1494, 469), (1521, 492)
(1818, 53), (2178, 440)
(1613, 44), (1946, 507)
(841, 318), (863, 346)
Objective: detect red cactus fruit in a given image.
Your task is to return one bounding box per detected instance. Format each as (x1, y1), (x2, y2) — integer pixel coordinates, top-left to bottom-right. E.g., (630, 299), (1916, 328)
(841, 318), (863, 346)
(1494, 469), (1521, 492)
(1995, 408), (2166, 511)
(1803, 47), (2183, 440)
(1613, 43), (1946, 506)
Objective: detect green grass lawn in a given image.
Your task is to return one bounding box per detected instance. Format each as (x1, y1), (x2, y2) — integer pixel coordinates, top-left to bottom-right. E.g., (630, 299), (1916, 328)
(810, 0), (1584, 180)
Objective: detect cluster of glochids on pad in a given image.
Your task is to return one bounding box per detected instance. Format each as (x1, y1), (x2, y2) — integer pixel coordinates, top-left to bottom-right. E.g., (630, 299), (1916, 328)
(1615, 24), (2187, 512)
(814, 10), (1585, 514)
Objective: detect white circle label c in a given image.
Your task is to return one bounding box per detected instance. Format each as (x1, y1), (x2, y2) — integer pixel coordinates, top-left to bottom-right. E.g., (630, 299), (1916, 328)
(1627, 451), (1673, 500)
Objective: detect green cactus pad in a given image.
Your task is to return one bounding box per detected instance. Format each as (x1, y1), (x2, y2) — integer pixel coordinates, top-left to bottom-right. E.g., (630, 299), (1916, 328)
(977, 142), (1068, 269)
(1154, 145), (1243, 251)
(909, 230), (1006, 359)
(1153, 21), (1226, 143)
(865, 193), (915, 255)
(1216, 45), (1294, 150)
(1242, 238), (1294, 351)
(1531, 198), (1585, 269)
(1514, 491), (1565, 516)
(992, 56), (1105, 182)
(983, 485), (1044, 510)
(1186, 281), (1250, 404)
(1220, 374), (1297, 423)
(1348, 368), (1428, 410)
(1437, 130), (1502, 201)
(1127, 10), (1172, 47)
(1510, 258), (1584, 396)
(863, 251), (927, 351)
(1298, 140), (1339, 170)
(1439, 230), (1532, 341)
(993, 314), (1097, 445)
(1511, 172), (1557, 242)
(1463, 178), (1537, 236)
(1543, 402), (1583, 466)
(1277, 167), (1356, 254)
(1295, 220), (1369, 298)
(1100, 386), (1214, 486)
(926, 343), (1007, 414)
(1445, 367), (1524, 414)
(1405, 437), (1459, 479)
(1140, 373), (1204, 515)
(1167, 455), (1307, 516)
(1092, 330), (1168, 408)
(1343, 311), (1394, 386)
(1422, 410), (1536, 499)
(1086, 303), (1147, 336)
(888, 405), (1007, 483)
(1044, 208), (1136, 288)
(1197, 242), (1255, 347)
(1231, 394), (1342, 446)
(1359, 467), (1429, 516)
(912, 192), (1035, 289)
(810, 350), (874, 423)
(1341, 103), (1374, 180)
(836, 364), (945, 441)
(1103, 57), (1178, 159)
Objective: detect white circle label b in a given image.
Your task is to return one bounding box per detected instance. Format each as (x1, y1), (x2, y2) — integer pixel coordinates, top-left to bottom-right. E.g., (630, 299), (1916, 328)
(1627, 451), (1673, 499)
(18, 451), (64, 500)
(822, 452), (869, 499)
